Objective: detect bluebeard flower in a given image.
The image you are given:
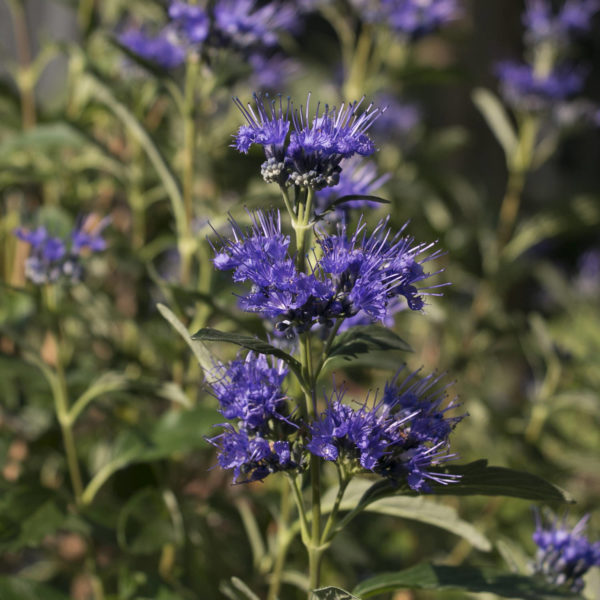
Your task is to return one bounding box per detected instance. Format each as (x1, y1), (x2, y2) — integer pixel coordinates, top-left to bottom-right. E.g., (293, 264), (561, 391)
(211, 353), (289, 430)
(307, 369), (463, 491)
(233, 94), (383, 190)
(247, 53), (301, 91)
(208, 425), (295, 483)
(496, 61), (585, 110)
(214, 0), (298, 49)
(169, 1), (210, 43)
(316, 157), (391, 218)
(532, 512), (600, 593)
(371, 94), (421, 142)
(524, 0), (600, 44)
(119, 28), (186, 69)
(359, 0), (461, 39)
(317, 216), (444, 317)
(15, 216), (109, 285)
(211, 212), (442, 333)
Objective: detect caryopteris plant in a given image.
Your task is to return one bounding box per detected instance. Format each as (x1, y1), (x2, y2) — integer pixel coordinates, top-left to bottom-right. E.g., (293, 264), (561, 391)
(178, 92), (580, 600)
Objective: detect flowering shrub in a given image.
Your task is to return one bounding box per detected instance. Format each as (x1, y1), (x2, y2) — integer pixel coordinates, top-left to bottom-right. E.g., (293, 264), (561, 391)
(0, 1), (599, 599)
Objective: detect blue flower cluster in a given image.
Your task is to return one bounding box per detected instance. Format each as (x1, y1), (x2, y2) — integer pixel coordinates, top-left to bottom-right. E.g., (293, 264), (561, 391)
(356, 0), (461, 39)
(120, 0), (297, 75)
(307, 369), (463, 491)
(207, 353), (298, 482)
(523, 0), (599, 45)
(211, 211), (441, 333)
(233, 94), (382, 190)
(532, 512), (600, 592)
(15, 217), (109, 285)
(497, 0), (600, 115)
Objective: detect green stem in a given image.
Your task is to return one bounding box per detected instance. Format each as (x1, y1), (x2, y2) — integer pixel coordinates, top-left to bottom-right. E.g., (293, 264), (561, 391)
(267, 480), (292, 600)
(44, 285), (84, 505)
(344, 25), (373, 100)
(180, 54), (199, 285)
(7, 0), (36, 130)
(289, 475), (310, 545)
(496, 115), (539, 251)
(320, 469), (349, 545)
(314, 317), (343, 380)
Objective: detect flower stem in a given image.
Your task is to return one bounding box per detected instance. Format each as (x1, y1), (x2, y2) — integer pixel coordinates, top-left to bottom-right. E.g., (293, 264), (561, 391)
(496, 115), (539, 251)
(44, 285), (84, 505)
(180, 53), (199, 286)
(267, 480), (292, 600)
(7, 0), (36, 130)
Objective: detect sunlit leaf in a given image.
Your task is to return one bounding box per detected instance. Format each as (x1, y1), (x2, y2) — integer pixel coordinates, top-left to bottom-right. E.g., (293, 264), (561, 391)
(353, 564), (582, 599)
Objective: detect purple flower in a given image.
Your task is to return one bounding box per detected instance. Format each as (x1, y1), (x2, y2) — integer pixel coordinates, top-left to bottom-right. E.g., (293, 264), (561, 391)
(169, 1), (210, 44)
(119, 28), (186, 69)
(208, 425), (295, 483)
(307, 369), (463, 491)
(15, 216), (109, 285)
(371, 94), (421, 142)
(524, 0), (600, 44)
(532, 511), (600, 593)
(211, 212), (442, 332)
(233, 94), (383, 190)
(211, 353), (289, 430)
(362, 0), (461, 39)
(496, 61), (585, 110)
(247, 53), (301, 91)
(72, 216), (110, 253)
(214, 0), (298, 49)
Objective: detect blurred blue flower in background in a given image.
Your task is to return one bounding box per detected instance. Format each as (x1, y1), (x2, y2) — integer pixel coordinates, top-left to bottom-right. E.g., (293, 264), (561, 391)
(533, 512), (600, 592)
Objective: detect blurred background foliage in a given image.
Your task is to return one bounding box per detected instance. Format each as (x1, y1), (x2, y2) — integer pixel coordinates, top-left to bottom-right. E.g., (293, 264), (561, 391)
(0, 0), (599, 598)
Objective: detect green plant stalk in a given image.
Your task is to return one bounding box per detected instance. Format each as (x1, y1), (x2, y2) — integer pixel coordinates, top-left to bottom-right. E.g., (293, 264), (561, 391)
(180, 54), (200, 286)
(7, 0), (36, 130)
(320, 468), (349, 545)
(344, 25), (373, 101)
(496, 115), (539, 250)
(267, 481), (293, 600)
(44, 285), (84, 505)
(289, 186), (325, 596)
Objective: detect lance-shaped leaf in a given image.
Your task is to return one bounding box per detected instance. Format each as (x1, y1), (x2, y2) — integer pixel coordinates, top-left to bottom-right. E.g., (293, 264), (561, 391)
(425, 460), (573, 502)
(472, 88), (518, 159)
(353, 564), (582, 599)
(351, 460), (572, 503)
(321, 325), (412, 374)
(366, 460), (570, 503)
(320, 479), (491, 551)
(157, 303), (213, 375)
(0, 578), (70, 600)
(312, 587), (362, 600)
(193, 327), (302, 377)
(316, 194), (390, 219)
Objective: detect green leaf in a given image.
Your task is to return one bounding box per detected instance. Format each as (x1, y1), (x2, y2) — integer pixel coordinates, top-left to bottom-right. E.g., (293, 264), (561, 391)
(312, 587), (362, 600)
(193, 327), (302, 375)
(117, 488), (182, 555)
(81, 405), (220, 505)
(472, 87), (518, 159)
(426, 459), (573, 502)
(0, 122), (86, 160)
(229, 577), (262, 600)
(321, 325), (412, 373)
(0, 577), (69, 600)
(321, 479), (491, 551)
(316, 194), (390, 218)
(0, 486), (67, 552)
(157, 303), (214, 375)
(353, 564), (582, 599)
